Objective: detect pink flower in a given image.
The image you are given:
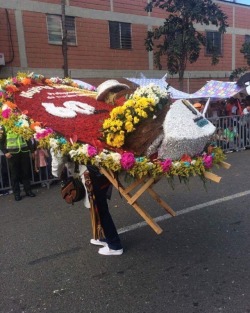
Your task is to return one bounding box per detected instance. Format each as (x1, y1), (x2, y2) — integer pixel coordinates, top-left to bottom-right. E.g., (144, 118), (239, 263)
(160, 158), (172, 172)
(87, 145), (97, 157)
(12, 77), (18, 84)
(43, 128), (53, 136)
(203, 154), (213, 169)
(2, 108), (11, 118)
(120, 152), (135, 170)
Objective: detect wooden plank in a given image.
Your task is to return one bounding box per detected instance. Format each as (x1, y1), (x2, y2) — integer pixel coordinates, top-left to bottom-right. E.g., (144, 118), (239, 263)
(127, 177), (155, 205)
(123, 176), (146, 194)
(147, 187), (176, 217)
(100, 167), (163, 234)
(204, 171), (221, 183)
(219, 161), (231, 169)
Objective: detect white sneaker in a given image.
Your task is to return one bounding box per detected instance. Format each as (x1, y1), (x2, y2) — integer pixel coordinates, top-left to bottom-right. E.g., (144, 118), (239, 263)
(90, 239), (107, 247)
(98, 246), (123, 256)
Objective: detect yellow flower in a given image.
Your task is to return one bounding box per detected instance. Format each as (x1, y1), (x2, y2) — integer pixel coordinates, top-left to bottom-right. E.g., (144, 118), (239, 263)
(106, 133), (115, 145)
(125, 121), (134, 132)
(102, 118), (112, 129)
(125, 113), (133, 121)
(133, 116), (140, 124)
(110, 106), (125, 119)
(113, 133), (125, 148)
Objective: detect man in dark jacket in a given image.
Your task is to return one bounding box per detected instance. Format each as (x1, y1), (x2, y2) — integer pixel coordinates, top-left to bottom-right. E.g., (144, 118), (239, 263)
(0, 125), (36, 201)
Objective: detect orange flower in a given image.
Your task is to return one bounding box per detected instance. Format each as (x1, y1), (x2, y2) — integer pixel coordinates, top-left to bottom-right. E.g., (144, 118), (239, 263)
(5, 85), (19, 93)
(21, 77), (32, 86)
(30, 121), (41, 130)
(4, 100), (17, 109)
(45, 79), (53, 85)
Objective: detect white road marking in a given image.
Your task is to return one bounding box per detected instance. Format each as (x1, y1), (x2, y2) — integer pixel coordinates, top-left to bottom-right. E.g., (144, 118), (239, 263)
(118, 190), (250, 234)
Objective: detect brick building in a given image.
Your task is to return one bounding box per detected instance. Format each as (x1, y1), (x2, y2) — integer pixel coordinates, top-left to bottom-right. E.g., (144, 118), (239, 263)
(0, 0), (249, 92)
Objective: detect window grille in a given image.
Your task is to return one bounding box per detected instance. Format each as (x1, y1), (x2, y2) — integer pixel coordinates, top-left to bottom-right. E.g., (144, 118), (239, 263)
(109, 21), (132, 49)
(47, 14), (77, 45)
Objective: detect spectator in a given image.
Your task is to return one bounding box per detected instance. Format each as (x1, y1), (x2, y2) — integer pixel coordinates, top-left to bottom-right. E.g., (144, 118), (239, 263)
(213, 128), (227, 149)
(223, 124), (237, 152)
(0, 125), (36, 201)
(34, 147), (50, 187)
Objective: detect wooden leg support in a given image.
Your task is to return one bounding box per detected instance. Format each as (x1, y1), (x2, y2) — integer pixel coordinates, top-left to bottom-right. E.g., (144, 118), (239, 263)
(100, 168), (176, 234)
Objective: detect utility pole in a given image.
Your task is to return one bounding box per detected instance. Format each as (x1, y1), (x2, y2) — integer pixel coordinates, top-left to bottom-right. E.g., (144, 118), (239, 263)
(61, 0), (69, 77)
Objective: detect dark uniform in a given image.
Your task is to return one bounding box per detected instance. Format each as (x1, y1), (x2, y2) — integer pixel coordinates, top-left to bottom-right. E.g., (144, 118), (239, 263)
(0, 126), (36, 201)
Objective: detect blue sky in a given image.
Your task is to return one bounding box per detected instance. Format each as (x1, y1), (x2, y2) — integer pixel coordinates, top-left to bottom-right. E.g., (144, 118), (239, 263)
(235, 0), (250, 4)
(225, 0), (250, 4)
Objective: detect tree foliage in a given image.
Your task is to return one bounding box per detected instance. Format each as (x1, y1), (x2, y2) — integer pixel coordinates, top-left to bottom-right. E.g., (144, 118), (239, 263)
(229, 41), (250, 81)
(145, 0), (228, 89)
(240, 41), (250, 66)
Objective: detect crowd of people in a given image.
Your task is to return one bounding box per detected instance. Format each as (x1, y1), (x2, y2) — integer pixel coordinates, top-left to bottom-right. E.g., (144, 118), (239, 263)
(193, 95), (250, 152)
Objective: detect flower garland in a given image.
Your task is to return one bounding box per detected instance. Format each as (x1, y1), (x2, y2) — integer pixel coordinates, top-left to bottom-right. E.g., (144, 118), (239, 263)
(0, 72), (226, 184)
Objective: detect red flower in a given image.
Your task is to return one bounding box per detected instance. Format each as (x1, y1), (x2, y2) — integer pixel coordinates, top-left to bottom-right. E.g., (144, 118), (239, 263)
(181, 154), (192, 163)
(14, 84), (113, 149)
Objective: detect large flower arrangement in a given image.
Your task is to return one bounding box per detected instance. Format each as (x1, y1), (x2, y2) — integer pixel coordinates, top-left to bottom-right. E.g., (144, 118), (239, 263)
(102, 83), (170, 148)
(102, 95), (157, 148)
(0, 73), (225, 183)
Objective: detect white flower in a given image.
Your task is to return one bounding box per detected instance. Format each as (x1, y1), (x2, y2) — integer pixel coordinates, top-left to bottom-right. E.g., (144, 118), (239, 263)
(93, 155), (102, 165)
(69, 150), (77, 158)
(2, 104), (8, 110)
(146, 162), (154, 169)
(77, 144), (88, 155)
(34, 126), (42, 132)
(21, 120), (29, 127)
(173, 161), (181, 167)
(109, 152), (121, 164)
(131, 83), (168, 105)
(49, 138), (59, 149)
(191, 160), (196, 165)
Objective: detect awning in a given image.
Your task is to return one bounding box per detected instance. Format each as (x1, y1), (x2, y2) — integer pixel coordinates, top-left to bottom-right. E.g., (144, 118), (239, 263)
(189, 80), (244, 99)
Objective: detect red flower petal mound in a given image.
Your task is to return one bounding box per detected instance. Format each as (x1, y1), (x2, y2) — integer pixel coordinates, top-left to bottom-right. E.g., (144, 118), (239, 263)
(14, 84), (113, 147)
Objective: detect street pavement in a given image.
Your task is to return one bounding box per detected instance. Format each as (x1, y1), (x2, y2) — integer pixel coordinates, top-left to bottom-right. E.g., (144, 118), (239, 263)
(1, 150), (250, 313)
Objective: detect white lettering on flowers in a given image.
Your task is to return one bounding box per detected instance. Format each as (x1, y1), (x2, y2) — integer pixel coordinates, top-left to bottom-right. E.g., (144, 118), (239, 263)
(41, 101), (95, 118)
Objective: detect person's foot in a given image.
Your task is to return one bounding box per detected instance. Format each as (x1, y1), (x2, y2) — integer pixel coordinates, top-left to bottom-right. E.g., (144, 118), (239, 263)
(98, 246), (123, 256)
(14, 194), (22, 201)
(26, 191), (36, 197)
(90, 239), (107, 247)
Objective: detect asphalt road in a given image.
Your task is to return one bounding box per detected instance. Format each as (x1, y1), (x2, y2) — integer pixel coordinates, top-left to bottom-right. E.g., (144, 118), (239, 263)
(1, 150), (250, 313)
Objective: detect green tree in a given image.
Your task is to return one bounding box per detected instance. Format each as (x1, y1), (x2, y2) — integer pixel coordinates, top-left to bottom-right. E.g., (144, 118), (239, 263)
(229, 41), (250, 81)
(145, 0), (228, 90)
(240, 41), (250, 66)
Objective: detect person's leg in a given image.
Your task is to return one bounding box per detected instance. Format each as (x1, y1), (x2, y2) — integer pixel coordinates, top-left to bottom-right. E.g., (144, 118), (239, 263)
(8, 154), (21, 199)
(93, 185), (122, 251)
(20, 152), (35, 196)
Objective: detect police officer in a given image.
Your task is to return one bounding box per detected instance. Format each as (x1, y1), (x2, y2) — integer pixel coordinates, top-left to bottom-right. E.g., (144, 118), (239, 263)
(0, 125), (36, 201)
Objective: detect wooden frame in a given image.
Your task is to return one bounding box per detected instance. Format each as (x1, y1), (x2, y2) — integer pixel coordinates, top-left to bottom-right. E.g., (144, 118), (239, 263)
(100, 161), (231, 235)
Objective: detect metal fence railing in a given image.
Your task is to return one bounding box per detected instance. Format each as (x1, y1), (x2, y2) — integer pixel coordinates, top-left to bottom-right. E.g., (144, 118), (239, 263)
(208, 115), (250, 152)
(1, 115), (250, 193)
(0, 152), (58, 195)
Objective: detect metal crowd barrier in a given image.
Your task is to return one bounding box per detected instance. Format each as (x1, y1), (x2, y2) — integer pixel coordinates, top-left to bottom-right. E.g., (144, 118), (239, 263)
(0, 152), (58, 194)
(208, 115), (250, 152)
(1, 114), (250, 193)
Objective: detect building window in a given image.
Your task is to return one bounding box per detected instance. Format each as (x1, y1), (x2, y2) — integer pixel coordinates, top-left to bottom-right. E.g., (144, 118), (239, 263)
(109, 21), (132, 49)
(47, 14), (77, 45)
(206, 31), (222, 55)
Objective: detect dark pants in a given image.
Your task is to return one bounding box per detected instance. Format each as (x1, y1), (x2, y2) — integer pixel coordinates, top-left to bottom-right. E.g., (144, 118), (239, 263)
(8, 151), (32, 196)
(89, 166), (122, 250)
